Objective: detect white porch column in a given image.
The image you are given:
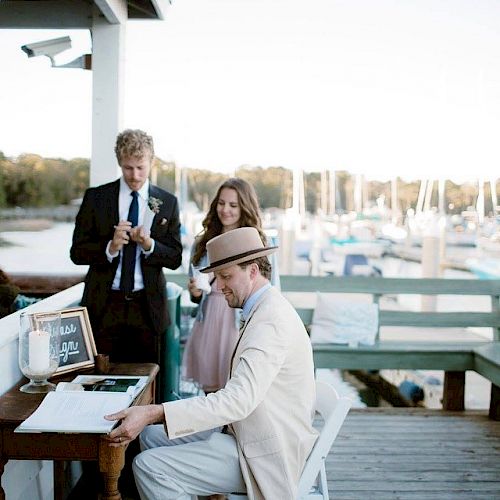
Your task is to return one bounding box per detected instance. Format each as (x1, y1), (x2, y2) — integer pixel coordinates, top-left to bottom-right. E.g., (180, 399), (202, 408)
(90, 6), (126, 187)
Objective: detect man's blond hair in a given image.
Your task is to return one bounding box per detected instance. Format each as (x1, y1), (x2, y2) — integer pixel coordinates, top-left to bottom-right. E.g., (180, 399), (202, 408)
(115, 129), (154, 164)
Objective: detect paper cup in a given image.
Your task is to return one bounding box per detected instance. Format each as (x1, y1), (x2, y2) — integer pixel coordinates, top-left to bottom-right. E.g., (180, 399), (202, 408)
(191, 265), (211, 293)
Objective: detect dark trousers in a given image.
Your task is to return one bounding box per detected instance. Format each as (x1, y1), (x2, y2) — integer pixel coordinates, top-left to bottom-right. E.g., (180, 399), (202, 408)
(96, 290), (160, 366)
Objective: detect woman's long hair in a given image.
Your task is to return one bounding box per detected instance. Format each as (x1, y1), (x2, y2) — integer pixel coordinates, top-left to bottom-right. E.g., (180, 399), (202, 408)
(192, 178), (266, 265)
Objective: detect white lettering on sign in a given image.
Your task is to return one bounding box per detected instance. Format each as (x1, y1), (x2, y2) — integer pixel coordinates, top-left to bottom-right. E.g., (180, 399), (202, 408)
(60, 340), (80, 363)
(60, 323), (77, 337)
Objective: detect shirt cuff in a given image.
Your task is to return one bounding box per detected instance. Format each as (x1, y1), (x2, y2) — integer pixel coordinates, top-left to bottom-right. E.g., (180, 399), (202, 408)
(106, 241), (119, 262)
(142, 238), (155, 257)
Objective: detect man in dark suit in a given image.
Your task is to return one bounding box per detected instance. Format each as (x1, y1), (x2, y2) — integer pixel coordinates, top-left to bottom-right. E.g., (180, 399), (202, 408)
(70, 129), (182, 365)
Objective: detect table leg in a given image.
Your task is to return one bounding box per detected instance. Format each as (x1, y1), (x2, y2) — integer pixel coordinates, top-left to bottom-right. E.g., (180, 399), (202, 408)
(53, 460), (66, 500)
(99, 442), (126, 500)
(0, 457), (7, 500)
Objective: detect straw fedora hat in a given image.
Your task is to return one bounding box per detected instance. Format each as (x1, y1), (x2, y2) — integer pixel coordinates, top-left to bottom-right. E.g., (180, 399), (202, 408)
(201, 227), (278, 273)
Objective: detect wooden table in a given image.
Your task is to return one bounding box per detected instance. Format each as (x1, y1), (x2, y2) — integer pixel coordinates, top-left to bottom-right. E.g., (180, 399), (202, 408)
(0, 362), (159, 500)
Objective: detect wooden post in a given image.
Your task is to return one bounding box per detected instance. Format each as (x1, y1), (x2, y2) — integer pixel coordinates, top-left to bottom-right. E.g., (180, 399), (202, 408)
(421, 235), (440, 311)
(442, 371), (465, 411)
(489, 384), (499, 420)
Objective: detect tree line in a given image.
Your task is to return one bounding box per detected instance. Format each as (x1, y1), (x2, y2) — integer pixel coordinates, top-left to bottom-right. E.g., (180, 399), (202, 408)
(0, 151), (495, 216)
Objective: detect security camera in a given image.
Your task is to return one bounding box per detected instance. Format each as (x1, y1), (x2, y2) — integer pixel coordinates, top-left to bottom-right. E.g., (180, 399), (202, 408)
(21, 36), (72, 64)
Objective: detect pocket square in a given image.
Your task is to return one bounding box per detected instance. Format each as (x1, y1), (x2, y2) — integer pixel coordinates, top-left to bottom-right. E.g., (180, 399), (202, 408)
(159, 218), (168, 226)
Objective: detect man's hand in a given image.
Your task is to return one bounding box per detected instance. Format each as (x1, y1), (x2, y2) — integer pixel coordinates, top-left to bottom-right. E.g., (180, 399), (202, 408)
(130, 225), (153, 252)
(109, 220), (132, 254)
(104, 404), (165, 447)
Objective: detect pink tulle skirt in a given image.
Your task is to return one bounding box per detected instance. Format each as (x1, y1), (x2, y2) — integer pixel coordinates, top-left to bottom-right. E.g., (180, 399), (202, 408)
(182, 287), (238, 392)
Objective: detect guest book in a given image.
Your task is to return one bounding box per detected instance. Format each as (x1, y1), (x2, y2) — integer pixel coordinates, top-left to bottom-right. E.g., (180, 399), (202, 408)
(15, 375), (148, 434)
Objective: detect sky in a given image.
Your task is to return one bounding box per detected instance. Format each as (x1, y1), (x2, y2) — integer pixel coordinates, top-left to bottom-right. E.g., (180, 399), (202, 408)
(1, 0), (499, 182)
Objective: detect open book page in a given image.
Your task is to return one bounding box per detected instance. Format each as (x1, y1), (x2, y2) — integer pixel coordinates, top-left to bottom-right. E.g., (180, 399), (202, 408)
(15, 390), (132, 434)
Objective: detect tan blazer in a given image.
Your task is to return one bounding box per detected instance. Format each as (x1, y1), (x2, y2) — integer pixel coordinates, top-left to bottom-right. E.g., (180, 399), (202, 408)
(164, 287), (318, 499)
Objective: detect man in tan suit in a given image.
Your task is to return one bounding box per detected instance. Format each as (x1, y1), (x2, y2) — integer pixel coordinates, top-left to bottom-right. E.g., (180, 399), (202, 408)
(105, 227), (318, 499)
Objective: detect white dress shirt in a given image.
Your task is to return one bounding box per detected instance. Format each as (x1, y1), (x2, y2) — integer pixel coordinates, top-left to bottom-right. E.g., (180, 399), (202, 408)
(107, 177), (155, 291)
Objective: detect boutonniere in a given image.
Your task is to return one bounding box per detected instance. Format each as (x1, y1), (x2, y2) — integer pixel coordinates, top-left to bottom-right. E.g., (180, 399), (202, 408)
(148, 196), (163, 214)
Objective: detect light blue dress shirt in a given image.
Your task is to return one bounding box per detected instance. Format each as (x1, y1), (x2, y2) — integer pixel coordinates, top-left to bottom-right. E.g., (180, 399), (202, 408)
(241, 283), (272, 322)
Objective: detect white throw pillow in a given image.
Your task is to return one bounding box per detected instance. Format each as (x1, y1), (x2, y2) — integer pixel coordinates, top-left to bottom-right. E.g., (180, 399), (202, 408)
(310, 293), (379, 346)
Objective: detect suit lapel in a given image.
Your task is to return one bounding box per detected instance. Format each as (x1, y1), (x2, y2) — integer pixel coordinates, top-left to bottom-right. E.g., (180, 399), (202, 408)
(148, 185), (160, 227)
(109, 180), (120, 224)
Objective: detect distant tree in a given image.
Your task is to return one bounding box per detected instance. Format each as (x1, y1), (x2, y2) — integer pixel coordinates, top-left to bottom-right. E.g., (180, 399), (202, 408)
(236, 166), (290, 209)
(304, 172), (320, 213)
(0, 156), (7, 208)
(398, 180), (420, 212)
(154, 159), (176, 194)
(188, 168), (227, 211)
(0, 150), (488, 216)
(447, 180), (477, 214)
(63, 158), (90, 201)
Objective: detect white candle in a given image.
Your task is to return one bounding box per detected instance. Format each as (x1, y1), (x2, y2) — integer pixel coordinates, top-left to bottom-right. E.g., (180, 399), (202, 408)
(29, 330), (50, 373)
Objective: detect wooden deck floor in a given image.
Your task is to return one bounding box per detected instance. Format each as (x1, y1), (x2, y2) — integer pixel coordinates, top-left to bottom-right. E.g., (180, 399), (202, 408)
(326, 408), (500, 500)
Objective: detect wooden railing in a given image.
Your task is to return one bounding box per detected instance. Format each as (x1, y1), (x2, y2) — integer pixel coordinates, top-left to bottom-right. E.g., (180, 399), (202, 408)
(5, 272), (500, 418)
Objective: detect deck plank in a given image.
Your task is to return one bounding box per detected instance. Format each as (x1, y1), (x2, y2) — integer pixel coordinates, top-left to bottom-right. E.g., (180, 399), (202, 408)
(325, 408), (500, 499)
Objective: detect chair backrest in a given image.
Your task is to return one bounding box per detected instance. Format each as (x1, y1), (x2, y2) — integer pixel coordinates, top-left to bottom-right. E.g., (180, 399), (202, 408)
(297, 380), (351, 498)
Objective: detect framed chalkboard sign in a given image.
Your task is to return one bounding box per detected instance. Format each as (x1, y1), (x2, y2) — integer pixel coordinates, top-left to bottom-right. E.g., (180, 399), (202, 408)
(54, 307), (97, 375)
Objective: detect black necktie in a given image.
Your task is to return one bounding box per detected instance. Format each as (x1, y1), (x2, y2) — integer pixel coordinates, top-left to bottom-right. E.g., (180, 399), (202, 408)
(120, 191), (139, 293)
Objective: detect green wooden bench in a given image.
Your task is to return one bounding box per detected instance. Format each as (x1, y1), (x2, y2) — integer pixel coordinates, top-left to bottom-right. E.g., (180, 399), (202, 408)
(166, 273), (500, 418)
(473, 343), (500, 419)
(279, 275), (500, 418)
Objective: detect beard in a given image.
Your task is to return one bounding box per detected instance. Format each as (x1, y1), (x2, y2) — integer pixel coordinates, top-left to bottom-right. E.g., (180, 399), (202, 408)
(223, 292), (243, 309)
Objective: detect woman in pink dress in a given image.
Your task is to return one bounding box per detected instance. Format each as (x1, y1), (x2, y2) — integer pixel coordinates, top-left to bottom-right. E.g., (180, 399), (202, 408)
(182, 178), (267, 392)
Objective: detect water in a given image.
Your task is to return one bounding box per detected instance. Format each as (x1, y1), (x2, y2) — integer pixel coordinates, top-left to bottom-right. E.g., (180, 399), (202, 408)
(0, 222), (86, 275)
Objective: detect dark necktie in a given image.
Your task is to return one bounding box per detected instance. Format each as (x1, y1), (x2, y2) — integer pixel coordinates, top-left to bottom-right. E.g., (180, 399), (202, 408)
(120, 191), (139, 293)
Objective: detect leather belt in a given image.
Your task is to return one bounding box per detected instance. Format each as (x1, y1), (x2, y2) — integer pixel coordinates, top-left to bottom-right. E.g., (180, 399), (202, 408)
(109, 289), (145, 302)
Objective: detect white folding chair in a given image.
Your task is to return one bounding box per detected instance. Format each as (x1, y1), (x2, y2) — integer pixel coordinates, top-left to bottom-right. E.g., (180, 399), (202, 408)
(228, 380), (351, 500)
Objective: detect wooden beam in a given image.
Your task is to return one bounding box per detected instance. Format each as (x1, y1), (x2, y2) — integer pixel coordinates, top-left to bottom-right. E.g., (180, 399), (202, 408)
(0, 1), (93, 29)
(10, 274), (85, 297)
(442, 371), (465, 411)
(94, 0), (127, 24)
(489, 384), (499, 420)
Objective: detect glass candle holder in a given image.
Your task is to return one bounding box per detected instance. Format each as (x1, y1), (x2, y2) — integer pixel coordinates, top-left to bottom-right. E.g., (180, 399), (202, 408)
(18, 311), (61, 393)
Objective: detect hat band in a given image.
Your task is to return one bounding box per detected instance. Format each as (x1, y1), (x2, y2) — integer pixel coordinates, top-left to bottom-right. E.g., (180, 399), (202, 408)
(207, 247), (277, 270)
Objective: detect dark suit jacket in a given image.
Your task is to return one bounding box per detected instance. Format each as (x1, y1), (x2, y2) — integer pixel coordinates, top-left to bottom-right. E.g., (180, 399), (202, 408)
(70, 179), (182, 336)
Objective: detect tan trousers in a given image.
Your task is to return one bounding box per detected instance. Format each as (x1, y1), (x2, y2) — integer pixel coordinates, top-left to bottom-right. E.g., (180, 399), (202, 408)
(133, 425), (246, 499)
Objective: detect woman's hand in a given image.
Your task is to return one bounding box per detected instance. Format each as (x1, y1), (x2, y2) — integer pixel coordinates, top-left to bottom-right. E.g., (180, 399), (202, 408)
(187, 277), (202, 298)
